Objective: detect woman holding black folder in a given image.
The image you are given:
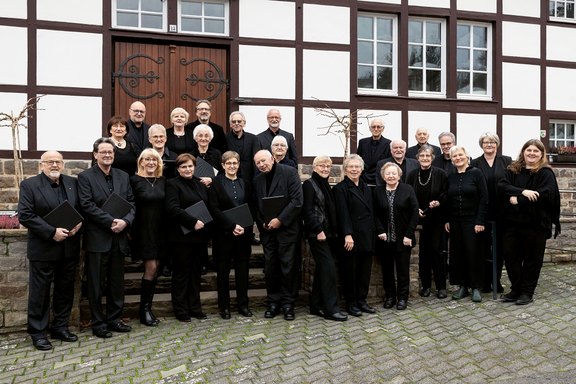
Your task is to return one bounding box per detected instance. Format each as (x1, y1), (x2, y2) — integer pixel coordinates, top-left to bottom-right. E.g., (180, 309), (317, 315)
(208, 151), (254, 319)
(165, 153), (211, 321)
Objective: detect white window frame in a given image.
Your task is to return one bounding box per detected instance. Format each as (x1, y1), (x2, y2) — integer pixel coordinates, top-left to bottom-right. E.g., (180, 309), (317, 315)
(407, 17), (446, 98)
(178, 0), (229, 36)
(112, 0), (168, 32)
(357, 13), (398, 96)
(549, 0), (576, 23)
(549, 120), (576, 150)
(456, 21), (492, 101)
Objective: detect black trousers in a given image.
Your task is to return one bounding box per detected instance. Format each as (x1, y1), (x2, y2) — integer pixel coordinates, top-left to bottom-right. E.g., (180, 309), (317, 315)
(418, 220), (446, 290)
(449, 219), (483, 289)
(171, 241), (206, 318)
(260, 232), (299, 308)
(503, 226), (547, 296)
(308, 237), (341, 315)
(86, 242), (125, 330)
(339, 249), (373, 306)
(213, 233), (251, 310)
(379, 241), (411, 300)
(27, 257), (77, 339)
(479, 220), (505, 289)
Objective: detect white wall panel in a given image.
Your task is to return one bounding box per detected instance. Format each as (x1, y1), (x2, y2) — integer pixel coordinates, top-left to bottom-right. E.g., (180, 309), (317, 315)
(0, 93), (29, 151)
(302, 107), (351, 158)
(37, 0), (102, 25)
(360, 0), (401, 4)
(37, 30), (102, 89)
(356, 110), (402, 145)
(239, 106), (295, 138)
(547, 26), (576, 62)
(0, 27), (27, 85)
(408, 111), (451, 148)
(303, 50), (349, 102)
(36, 95), (102, 152)
(456, 113), (498, 159)
(502, 22), (540, 59)
(547, 67), (576, 112)
(303, 4), (349, 44)
(239, 0), (295, 40)
(409, 0), (450, 8)
(502, 63), (540, 110)
(503, 0), (540, 18)
(238, 45), (295, 100)
(457, 0), (496, 13)
(0, 1), (27, 19)
(501, 115), (541, 158)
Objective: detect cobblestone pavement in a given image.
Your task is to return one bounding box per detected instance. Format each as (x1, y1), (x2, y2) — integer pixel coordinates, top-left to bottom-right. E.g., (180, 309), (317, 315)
(1, 263), (576, 384)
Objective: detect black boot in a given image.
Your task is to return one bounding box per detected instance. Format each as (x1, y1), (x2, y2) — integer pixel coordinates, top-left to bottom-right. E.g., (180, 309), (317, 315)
(149, 277), (160, 324)
(140, 278), (159, 326)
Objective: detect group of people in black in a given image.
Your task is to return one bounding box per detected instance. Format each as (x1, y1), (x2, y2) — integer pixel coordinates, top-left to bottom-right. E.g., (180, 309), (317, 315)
(18, 104), (561, 351)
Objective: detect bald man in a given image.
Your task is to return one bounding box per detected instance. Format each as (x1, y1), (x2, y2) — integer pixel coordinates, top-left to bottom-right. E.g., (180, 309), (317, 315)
(127, 101), (151, 155)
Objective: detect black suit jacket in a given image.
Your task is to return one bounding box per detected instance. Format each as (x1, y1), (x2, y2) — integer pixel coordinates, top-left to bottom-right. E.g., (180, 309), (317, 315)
(356, 136), (392, 185)
(375, 157), (419, 186)
(406, 143), (442, 159)
(126, 120), (151, 156)
(17, 174), (82, 261)
(226, 130), (261, 182)
(208, 173), (254, 236)
(257, 128), (298, 164)
(185, 120), (228, 154)
(78, 165), (135, 253)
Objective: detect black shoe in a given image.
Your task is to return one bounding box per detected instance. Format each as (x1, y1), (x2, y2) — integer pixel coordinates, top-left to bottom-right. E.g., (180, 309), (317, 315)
(383, 298), (396, 309)
(419, 288), (431, 297)
(190, 312), (208, 320)
(50, 329), (78, 342)
(92, 328), (113, 338)
(283, 307), (295, 321)
(359, 303), (376, 314)
(396, 299), (407, 310)
(452, 286), (469, 300)
(108, 321), (132, 333)
(33, 337), (53, 351)
(325, 312), (348, 322)
(238, 307), (253, 317)
(515, 294), (533, 305)
(501, 291), (520, 303)
(220, 309), (231, 319)
(347, 305), (362, 317)
(264, 306), (279, 319)
(310, 308), (325, 318)
(161, 266), (172, 278)
(436, 289), (448, 299)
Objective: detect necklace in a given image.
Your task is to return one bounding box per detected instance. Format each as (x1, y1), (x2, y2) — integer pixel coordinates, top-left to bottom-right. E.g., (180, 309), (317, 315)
(112, 138), (126, 148)
(174, 130), (185, 137)
(418, 169), (432, 186)
(144, 176), (157, 188)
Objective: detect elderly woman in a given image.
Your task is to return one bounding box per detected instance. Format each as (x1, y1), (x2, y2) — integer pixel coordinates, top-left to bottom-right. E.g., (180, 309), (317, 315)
(165, 153), (211, 321)
(166, 107), (196, 155)
(303, 156), (347, 321)
(107, 116), (138, 176)
(333, 154), (376, 317)
(406, 145), (448, 299)
(271, 135), (297, 168)
(148, 124), (177, 179)
(130, 148), (165, 326)
(470, 132), (512, 294)
(445, 146), (488, 303)
(208, 151), (254, 319)
(498, 139), (560, 305)
(374, 162), (419, 310)
(191, 124), (223, 187)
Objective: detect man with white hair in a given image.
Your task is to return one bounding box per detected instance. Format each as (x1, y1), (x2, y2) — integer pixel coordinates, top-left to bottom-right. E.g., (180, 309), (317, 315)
(375, 139), (419, 186)
(406, 127), (441, 159)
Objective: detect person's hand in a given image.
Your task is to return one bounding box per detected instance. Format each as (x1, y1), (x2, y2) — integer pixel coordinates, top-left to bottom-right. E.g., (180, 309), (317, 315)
(522, 189), (539, 202)
(316, 231), (327, 242)
(378, 232), (387, 241)
(444, 223), (450, 233)
(418, 208), (426, 218)
(69, 222), (82, 237)
(509, 196), (518, 205)
(111, 219), (127, 233)
(194, 220), (205, 231)
(200, 177), (213, 187)
(474, 225), (485, 233)
(344, 235), (354, 251)
(53, 228), (68, 242)
(402, 236), (412, 247)
(266, 218), (281, 230)
(232, 224), (244, 236)
(429, 200), (440, 209)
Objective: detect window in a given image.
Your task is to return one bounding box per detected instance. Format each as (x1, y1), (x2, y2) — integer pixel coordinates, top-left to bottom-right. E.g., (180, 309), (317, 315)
(550, 0), (576, 21)
(408, 18), (446, 96)
(357, 14), (397, 94)
(456, 22), (491, 98)
(549, 121), (576, 150)
(180, 0), (228, 35)
(113, 0), (167, 31)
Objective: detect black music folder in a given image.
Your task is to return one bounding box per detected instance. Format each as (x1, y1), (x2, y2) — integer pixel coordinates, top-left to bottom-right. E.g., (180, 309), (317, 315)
(101, 192), (133, 218)
(223, 203), (254, 228)
(194, 157), (217, 178)
(261, 195), (288, 223)
(181, 200), (213, 234)
(43, 200), (83, 230)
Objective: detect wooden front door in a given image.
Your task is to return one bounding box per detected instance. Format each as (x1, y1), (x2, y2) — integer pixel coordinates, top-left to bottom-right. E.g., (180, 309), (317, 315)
(113, 41), (229, 129)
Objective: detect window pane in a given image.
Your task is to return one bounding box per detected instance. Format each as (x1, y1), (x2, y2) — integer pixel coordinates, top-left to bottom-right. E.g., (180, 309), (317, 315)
(457, 72), (470, 93)
(358, 41), (373, 64)
(457, 48), (470, 70)
(473, 26), (487, 48)
(358, 65), (374, 88)
(377, 18), (392, 41)
(142, 0), (163, 12)
(117, 0), (138, 10)
(568, 124), (575, 139)
(408, 69), (423, 91)
(549, 1), (556, 17)
(377, 42), (392, 65)
(557, 3), (566, 17)
(558, 123), (566, 138)
(182, 17), (202, 32)
(473, 51), (487, 71)
(568, 3), (575, 18)
(182, 1), (202, 15)
(142, 14), (163, 29)
(408, 21), (422, 43)
(205, 3), (225, 17)
(377, 67), (393, 90)
(426, 70), (441, 92)
(426, 46), (441, 68)
(472, 73), (487, 94)
(457, 25), (470, 46)
(358, 16), (373, 39)
(426, 22), (441, 44)
(550, 123), (557, 140)
(408, 45), (422, 67)
(205, 19), (224, 33)
(117, 11), (138, 27)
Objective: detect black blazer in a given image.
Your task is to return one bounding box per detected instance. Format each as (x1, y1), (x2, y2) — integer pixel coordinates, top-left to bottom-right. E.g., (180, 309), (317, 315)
(17, 174), (82, 261)
(375, 157), (419, 186)
(406, 143), (442, 159)
(208, 173), (254, 236)
(373, 183), (420, 251)
(471, 154), (512, 220)
(77, 165), (135, 253)
(166, 126), (197, 155)
(405, 166), (448, 223)
(185, 120), (228, 154)
(257, 128), (298, 164)
(356, 136), (392, 185)
(333, 176), (375, 253)
(225, 130), (261, 182)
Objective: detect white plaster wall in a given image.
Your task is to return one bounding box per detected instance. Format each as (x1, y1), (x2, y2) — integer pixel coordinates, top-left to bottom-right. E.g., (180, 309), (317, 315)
(37, 0), (102, 25)
(0, 93), (29, 151)
(501, 115), (541, 158)
(547, 26), (576, 62)
(360, 0), (401, 4)
(303, 50), (349, 102)
(303, 4), (349, 45)
(547, 67), (576, 112)
(37, 30), (102, 89)
(238, 45), (295, 100)
(501, 63), (540, 110)
(356, 110), (402, 145)
(457, 0), (496, 13)
(502, 22), (540, 59)
(408, 0), (450, 8)
(302, 107), (351, 158)
(239, 0), (295, 40)
(36, 95), (102, 152)
(456, 113), (498, 159)
(0, 1), (27, 19)
(503, 0), (540, 18)
(239, 106), (295, 138)
(407, 111), (451, 148)
(0, 27), (27, 86)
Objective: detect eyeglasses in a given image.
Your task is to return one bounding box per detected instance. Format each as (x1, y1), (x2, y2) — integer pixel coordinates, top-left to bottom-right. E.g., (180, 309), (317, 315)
(482, 141), (497, 145)
(315, 164), (331, 169)
(224, 161), (239, 166)
(97, 151), (114, 155)
(267, 116), (281, 120)
(272, 143), (287, 147)
(42, 160), (63, 165)
(370, 125), (384, 129)
(143, 158), (158, 162)
(178, 164), (194, 169)
(440, 142), (453, 147)
(231, 120), (244, 124)
(197, 107), (211, 111)
(150, 135), (166, 140)
(130, 109), (145, 115)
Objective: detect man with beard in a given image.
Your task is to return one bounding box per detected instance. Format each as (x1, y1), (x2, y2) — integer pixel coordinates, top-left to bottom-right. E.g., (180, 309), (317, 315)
(225, 111), (261, 182)
(185, 99), (227, 153)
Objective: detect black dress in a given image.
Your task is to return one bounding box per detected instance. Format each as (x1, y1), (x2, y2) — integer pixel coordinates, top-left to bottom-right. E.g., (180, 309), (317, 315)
(112, 142), (138, 176)
(130, 175), (166, 261)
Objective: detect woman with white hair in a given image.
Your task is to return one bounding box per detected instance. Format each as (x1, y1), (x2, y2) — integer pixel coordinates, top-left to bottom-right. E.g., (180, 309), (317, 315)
(191, 124), (223, 187)
(271, 135), (297, 168)
(166, 107), (196, 155)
